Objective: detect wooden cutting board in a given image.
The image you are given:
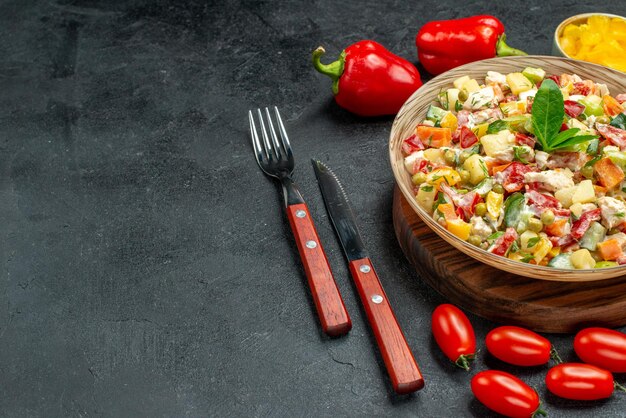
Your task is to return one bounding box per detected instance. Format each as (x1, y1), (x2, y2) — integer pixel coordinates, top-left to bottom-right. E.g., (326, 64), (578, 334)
(392, 186), (626, 333)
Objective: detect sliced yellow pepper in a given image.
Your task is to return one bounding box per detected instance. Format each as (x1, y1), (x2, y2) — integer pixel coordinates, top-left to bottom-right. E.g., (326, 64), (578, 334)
(446, 218), (471, 241)
(486, 191), (503, 219)
(426, 167), (461, 189)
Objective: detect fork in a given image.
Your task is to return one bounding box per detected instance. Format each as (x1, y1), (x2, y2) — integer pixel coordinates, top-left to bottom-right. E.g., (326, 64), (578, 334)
(249, 107), (351, 337)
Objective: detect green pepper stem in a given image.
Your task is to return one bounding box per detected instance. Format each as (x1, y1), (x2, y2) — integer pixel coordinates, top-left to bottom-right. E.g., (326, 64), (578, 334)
(496, 33), (527, 57)
(549, 347), (563, 364)
(312, 46), (345, 95)
(615, 381), (626, 392)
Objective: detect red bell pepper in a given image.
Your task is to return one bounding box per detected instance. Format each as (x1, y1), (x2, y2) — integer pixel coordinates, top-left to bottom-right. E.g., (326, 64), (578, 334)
(312, 40), (422, 116)
(441, 183), (481, 221)
(597, 124), (626, 149)
(564, 100), (585, 118)
(496, 162), (534, 193)
(571, 209), (601, 240)
(525, 190), (560, 209)
(402, 134), (425, 155)
(459, 126), (478, 148)
(515, 133), (536, 148)
(415, 15), (526, 75)
(489, 227), (518, 256)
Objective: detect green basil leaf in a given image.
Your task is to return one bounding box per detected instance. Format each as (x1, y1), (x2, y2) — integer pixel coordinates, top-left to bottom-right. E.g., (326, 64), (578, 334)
(531, 79), (565, 151)
(550, 128), (579, 147)
(487, 231), (504, 241)
(487, 119), (509, 134)
(556, 134), (599, 149)
(527, 236), (541, 248)
(611, 113), (626, 130)
(585, 154), (602, 168)
(586, 138), (600, 155)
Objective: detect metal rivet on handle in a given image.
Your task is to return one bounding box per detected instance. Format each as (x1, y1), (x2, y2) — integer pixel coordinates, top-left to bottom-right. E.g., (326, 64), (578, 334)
(371, 294), (383, 304)
(295, 210), (306, 218)
(359, 265), (371, 273)
(306, 240), (317, 249)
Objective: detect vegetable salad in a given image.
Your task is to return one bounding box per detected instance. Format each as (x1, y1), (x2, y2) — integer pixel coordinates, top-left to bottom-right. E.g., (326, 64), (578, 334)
(403, 67), (626, 269)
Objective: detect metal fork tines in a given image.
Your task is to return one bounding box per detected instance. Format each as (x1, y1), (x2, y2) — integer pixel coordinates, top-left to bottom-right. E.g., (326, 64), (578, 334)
(249, 107), (294, 179)
(248, 106), (351, 337)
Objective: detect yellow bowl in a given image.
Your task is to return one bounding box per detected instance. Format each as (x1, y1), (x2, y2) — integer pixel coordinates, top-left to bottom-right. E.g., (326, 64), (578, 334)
(389, 55), (626, 281)
(553, 12), (626, 71)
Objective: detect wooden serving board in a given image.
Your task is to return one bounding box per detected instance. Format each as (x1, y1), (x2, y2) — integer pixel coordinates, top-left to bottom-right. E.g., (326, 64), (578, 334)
(392, 187), (626, 333)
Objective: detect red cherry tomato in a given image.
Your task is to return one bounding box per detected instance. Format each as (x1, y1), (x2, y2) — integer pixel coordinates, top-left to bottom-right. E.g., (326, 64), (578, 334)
(486, 326), (553, 366)
(545, 363), (615, 400)
(471, 370), (545, 418)
(431, 304), (475, 370)
(574, 327), (626, 373)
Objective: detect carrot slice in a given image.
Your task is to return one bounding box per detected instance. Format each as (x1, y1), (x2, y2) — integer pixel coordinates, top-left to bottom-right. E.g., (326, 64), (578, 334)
(602, 95), (625, 117)
(597, 239), (623, 261)
(595, 158), (625, 189)
(416, 125), (452, 148)
(544, 218), (568, 237)
(436, 203), (458, 221)
(491, 162), (512, 175)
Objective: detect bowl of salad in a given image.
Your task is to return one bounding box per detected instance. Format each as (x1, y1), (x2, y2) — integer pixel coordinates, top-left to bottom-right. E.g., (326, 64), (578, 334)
(389, 55), (626, 281)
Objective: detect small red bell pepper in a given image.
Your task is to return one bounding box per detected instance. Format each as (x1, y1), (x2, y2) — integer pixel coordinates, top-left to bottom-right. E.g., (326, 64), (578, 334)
(312, 40), (422, 117)
(415, 15), (526, 75)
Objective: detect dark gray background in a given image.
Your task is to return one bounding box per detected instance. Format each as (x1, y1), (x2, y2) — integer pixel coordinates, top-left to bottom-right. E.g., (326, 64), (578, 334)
(1, 0), (625, 416)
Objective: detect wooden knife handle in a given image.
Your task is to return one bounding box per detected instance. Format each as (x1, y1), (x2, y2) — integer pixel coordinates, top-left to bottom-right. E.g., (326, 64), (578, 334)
(286, 203), (351, 337)
(349, 257), (424, 394)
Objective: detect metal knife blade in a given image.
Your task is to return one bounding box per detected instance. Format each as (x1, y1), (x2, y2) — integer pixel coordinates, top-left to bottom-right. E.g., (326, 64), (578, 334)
(311, 158), (424, 394)
(311, 160), (368, 261)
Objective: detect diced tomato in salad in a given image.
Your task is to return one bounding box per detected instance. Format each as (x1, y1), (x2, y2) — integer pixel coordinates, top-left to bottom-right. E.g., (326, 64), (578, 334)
(403, 67), (626, 269)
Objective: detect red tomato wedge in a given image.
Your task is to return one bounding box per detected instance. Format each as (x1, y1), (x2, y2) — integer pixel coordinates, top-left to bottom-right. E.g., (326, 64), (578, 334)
(574, 327), (626, 373)
(471, 370), (545, 418)
(486, 326), (554, 366)
(431, 304), (475, 370)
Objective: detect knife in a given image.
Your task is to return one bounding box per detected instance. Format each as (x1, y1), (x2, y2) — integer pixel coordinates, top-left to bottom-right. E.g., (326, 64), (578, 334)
(311, 159), (424, 394)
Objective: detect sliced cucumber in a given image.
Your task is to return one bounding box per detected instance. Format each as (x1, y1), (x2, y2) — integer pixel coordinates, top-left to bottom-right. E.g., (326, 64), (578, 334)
(426, 105), (448, 123)
(595, 261), (619, 268)
(579, 222), (606, 251)
(548, 253), (574, 269)
(522, 67), (546, 84)
(504, 192), (525, 229)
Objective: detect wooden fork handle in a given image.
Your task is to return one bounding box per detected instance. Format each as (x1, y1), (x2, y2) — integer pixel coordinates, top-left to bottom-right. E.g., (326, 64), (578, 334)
(286, 203), (351, 337)
(349, 258), (424, 394)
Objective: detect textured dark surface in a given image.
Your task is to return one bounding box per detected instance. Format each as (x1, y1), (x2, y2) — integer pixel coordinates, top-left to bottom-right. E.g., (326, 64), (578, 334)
(1, 0), (626, 416)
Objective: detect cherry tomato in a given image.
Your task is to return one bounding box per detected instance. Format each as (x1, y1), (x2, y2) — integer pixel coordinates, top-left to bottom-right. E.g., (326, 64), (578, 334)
(545, 363), (615, 400)
(431, 304), (475, 370)
(471, 370), (545, 418)
(486, 326), (553, 366)
(574, 327), (626, 373)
